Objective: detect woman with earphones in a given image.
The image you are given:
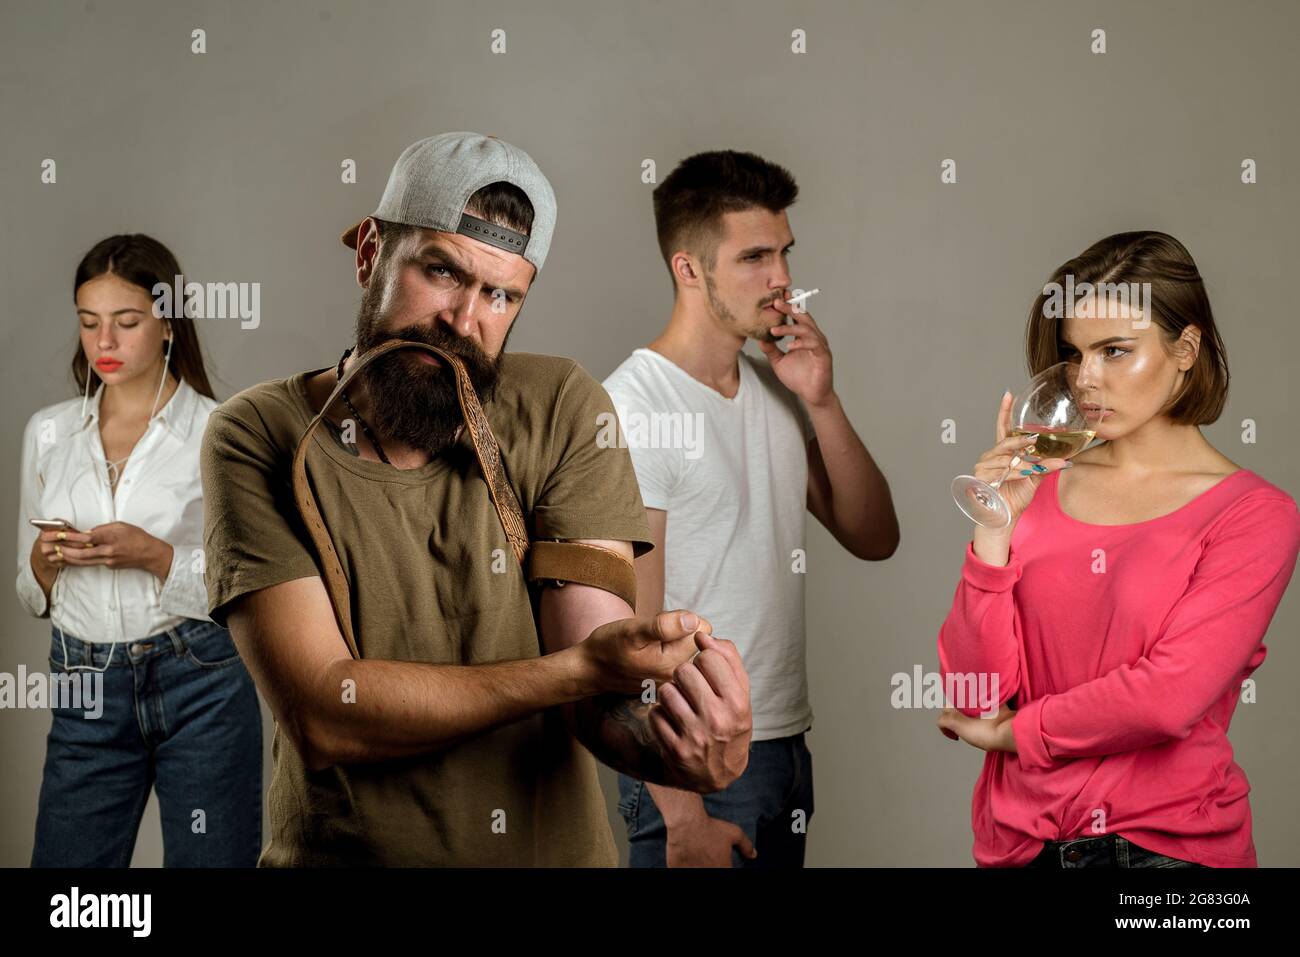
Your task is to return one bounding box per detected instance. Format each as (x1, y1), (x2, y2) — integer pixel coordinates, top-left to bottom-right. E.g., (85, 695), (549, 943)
(16, 234), (261, 867)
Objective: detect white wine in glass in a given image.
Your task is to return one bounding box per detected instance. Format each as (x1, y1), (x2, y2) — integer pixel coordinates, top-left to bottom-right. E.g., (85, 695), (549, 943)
(1008, 427), (1096, 461)
(951, 362), (1101, 528)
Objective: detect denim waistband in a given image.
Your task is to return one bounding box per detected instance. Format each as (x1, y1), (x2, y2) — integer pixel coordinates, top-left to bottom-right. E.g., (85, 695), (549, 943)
(751, 731), (807, 749)
(51, 618), (219, 670)
(1033, 833), (1132, 867)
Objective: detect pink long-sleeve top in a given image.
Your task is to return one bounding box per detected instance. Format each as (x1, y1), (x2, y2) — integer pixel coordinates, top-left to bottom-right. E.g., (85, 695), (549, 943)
(938, 468), (1300, 867)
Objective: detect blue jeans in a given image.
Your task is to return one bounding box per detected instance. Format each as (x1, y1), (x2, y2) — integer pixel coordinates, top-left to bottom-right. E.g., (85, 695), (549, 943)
(617, 732), (814, 868)
(31, 618), (262, 867)
(1025, 834), (1208, 868)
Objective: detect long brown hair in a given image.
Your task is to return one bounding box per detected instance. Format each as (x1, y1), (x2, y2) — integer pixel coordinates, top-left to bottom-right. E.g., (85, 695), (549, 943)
(1024, 230), (1229, 425)
(71, 234), (215, 399)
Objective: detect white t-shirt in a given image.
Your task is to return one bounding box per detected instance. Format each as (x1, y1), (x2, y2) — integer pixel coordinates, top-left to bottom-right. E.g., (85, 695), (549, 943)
(603, 347), (815, 741)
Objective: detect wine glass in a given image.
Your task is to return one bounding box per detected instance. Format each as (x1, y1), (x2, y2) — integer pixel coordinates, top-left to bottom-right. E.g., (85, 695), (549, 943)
(951, 362), (1101, 528)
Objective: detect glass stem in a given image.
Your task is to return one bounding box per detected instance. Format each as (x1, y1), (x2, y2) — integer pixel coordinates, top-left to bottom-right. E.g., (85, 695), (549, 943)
(990, 438), (1037, 490)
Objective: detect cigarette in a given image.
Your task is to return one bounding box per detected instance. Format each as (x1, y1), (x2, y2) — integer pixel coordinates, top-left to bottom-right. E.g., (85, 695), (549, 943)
(785, 288), (820, 305)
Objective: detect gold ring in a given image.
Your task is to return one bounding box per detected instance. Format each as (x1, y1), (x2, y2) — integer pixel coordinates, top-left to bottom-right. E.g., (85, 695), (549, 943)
(56, 531), (67, 541)
(54, 544), (63, 559)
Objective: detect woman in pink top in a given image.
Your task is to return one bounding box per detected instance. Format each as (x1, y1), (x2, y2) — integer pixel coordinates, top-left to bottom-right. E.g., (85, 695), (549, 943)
(937, 231), (1300, 868)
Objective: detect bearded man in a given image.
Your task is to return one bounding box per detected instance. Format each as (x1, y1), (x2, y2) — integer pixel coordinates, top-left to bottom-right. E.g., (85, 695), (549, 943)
(200, 132), (753, 866)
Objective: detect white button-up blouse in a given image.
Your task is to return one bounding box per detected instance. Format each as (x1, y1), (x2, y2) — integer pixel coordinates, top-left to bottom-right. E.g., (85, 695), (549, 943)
(15, 378), (217, 643)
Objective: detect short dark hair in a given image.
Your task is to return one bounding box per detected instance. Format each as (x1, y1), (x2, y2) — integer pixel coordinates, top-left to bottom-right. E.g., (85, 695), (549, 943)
(652, 150), (798, 290)
(374, 180), (535, 264)
(1024, 230), (1230, 426)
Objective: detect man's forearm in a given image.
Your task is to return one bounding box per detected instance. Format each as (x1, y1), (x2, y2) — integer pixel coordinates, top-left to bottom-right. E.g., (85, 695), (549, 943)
(305, 648), (594, 768)
(808, 392), (898, 557)
(645, 781), (707, 826)
(566, 693), (670, 784)
(566, 692), (712, 790)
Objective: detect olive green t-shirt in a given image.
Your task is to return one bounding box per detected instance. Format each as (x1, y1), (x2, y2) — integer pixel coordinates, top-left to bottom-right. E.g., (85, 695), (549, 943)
(199, 352), (652, 867)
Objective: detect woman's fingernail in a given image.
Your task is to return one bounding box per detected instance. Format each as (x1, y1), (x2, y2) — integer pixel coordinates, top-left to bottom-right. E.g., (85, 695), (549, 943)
(1020, 469), (1033, 476)
(1032, 464), (1047, 472)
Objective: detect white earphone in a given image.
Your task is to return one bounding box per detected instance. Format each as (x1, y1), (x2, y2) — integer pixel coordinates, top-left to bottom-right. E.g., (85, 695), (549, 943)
(79, 329), (175, 421)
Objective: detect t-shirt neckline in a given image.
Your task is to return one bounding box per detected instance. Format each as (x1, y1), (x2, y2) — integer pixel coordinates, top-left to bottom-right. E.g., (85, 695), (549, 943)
(1049, 466), (1253, 529)
(289, 368), (455, 484)
(635, 347), (748, 405)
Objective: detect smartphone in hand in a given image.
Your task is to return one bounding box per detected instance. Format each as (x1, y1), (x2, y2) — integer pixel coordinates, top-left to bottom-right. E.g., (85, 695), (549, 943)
(29, 518), (72, 531)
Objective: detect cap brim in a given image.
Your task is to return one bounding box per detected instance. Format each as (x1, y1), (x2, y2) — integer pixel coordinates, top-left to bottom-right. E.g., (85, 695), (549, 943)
(340, 219), (365, 249)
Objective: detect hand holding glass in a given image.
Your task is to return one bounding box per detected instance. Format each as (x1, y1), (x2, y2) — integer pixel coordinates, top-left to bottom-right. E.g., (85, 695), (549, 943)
(951, 362), (1101, 528)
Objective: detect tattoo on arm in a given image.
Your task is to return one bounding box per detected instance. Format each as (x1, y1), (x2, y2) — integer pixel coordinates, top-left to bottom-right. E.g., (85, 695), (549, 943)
(568, 692), (673, 786)
(606, 695), (652, 741)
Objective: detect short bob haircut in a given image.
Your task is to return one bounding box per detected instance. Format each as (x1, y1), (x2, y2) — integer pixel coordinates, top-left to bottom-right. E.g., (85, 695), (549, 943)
(1024, 230), (1229, 426)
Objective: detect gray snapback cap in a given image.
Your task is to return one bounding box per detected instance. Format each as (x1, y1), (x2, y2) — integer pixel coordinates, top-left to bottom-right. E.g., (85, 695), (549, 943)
(340, 132), (557, 275)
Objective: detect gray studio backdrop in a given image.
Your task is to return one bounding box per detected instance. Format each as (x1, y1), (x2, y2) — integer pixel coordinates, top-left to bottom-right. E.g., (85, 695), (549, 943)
(2, 0), (1297, 867)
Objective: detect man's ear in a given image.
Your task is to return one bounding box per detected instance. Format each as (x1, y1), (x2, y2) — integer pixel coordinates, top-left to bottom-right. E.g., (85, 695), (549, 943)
(672, 251), (699, 287)
(355, 217), (382, 287)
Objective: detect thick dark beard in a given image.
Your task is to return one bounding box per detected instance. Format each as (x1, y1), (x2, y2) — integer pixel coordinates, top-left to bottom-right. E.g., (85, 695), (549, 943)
(352, 273), (505, 456)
